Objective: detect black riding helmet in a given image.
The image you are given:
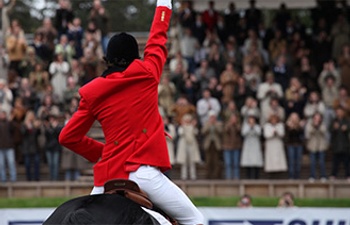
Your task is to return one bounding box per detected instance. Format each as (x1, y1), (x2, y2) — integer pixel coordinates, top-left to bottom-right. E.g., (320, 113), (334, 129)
(103, 32), (140, 68)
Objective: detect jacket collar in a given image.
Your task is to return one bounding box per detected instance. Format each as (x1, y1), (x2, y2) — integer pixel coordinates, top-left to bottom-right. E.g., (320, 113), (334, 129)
(101, 66), (126, 78)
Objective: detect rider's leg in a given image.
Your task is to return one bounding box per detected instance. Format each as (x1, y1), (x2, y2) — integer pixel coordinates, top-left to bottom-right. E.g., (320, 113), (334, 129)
(129, 165), (204, 225)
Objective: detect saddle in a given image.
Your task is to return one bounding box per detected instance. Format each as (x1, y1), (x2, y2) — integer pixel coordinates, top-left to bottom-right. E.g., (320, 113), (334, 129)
(104, 179), (153, 209)
(104, 179), (178, 225)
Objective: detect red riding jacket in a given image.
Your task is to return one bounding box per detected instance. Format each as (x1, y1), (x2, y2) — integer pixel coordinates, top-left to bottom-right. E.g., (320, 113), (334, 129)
(59, 6), (172, 186)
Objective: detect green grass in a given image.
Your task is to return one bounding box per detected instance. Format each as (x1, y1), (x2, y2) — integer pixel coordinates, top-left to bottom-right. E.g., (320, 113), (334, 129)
(0, 197), (71, 208)
(0, 197), (349, 208)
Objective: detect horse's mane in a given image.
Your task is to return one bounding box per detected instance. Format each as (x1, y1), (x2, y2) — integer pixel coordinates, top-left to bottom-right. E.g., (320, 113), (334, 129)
(44, 194), (160, 225)
(61, 208), (97, 224)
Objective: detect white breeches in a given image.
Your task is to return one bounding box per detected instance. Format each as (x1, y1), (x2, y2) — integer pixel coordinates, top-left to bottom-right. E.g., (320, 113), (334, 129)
(91, 165), (204, 225)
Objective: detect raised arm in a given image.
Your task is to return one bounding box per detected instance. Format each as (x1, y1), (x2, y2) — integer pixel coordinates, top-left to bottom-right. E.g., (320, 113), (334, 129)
(8, 0), (16, 10)
(143, 0), (172, 82)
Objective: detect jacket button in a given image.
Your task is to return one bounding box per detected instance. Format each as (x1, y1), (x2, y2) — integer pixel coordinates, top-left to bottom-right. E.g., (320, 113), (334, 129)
(114, 141), (119, 145)
(142, 128), (147, 133)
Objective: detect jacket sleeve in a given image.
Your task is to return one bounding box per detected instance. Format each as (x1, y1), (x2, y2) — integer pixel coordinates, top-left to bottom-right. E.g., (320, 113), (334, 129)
(143, 5), (172, 83)
(59, 96), (104, 163)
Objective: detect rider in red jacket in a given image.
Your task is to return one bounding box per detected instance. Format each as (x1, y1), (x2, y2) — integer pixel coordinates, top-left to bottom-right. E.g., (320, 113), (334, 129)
(59, 0), (203, 224)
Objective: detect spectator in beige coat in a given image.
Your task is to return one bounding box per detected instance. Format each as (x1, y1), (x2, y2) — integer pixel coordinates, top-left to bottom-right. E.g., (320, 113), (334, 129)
(261, 97), (285, 126)
(257, 72), (283, 116)
(176, 114), (201, 180)
(303, 91), (326, 121)
(6, 19), (27, 75)
(318, 60), (340, 127)
(241, 114), (263, 179)
(0, 0), (16, 40)
(163, 116), (176, 166)
(0, 79), (13, 118)
(158, 76), (176, 117)
(241, 97), (260, 123)
(201, 110), (223, 179)
(263, 114), (287, 174)
(305, 112), (329, 182)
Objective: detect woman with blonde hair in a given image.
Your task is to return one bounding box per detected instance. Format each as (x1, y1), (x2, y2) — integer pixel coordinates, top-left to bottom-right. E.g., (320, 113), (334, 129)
(21, 110), (42, 181)
(285, 112), (305, 179)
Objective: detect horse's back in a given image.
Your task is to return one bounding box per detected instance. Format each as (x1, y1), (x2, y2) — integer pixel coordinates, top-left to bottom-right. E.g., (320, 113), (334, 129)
(44, 194), (160, 225)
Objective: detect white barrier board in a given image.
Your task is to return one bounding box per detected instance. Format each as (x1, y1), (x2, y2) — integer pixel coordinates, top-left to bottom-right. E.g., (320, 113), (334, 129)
(0, 207), (349, 225)
(199, 207), (350, 225)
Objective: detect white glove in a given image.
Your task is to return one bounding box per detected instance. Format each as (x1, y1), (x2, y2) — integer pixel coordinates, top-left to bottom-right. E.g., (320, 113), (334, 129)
(157, 0), (172, 9)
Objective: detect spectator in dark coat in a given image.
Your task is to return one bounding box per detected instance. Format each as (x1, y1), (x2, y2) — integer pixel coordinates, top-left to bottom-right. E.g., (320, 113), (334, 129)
(179, 0), (196, 29)
(89, 0), (110, 54)
(330, 107), (350, 180)
(272, 54), (292, 91)
(61, 112), (87, 181)
(67, 18), (84, 59)
(21, 110), (41, 181)
(233, 77), (254, 110)
(44, 115), (63, 181)
(244, 0), (262, 30)
(285, 113), (305, 179)
(312, 31), (332, 74)
(55, 0), (74, 37)
(224, 2), (240, 37)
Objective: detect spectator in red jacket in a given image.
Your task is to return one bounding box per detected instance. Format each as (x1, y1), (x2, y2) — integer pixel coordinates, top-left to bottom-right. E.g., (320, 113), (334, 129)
(201, 1), (219, 31)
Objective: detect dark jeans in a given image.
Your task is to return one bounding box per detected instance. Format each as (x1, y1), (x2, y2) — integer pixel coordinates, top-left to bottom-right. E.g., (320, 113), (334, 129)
(24, 153), (40, 181)
(287, 145), (303, 179)
(46, 151), (60, 181)
(331, 153), (350, 178)
(309, 151), (326, 179)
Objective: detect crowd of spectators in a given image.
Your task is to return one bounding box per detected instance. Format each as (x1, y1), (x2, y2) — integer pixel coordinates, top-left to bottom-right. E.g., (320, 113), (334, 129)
(162, 0), (350, 182)
(0, 0), (350, 183)
(0, 0), (109, 182)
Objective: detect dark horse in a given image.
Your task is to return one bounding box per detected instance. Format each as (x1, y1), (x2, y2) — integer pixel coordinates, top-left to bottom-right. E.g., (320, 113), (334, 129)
(44, 179), (175, 225)
(44, 194), (162, 224)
